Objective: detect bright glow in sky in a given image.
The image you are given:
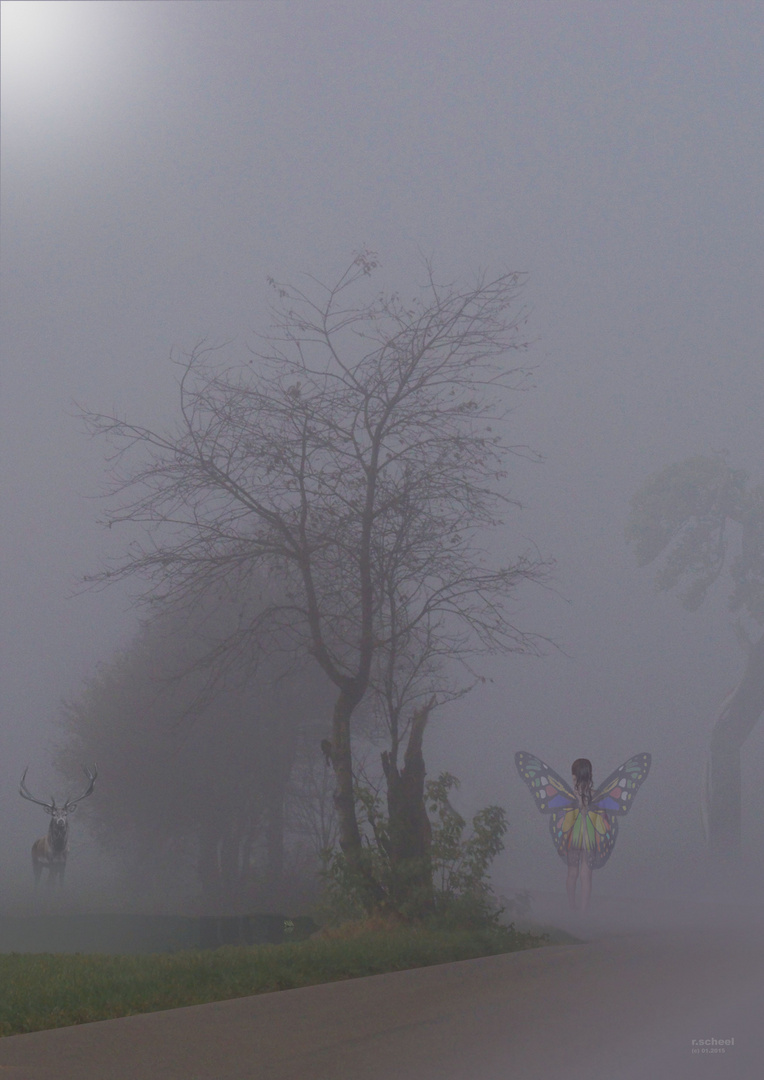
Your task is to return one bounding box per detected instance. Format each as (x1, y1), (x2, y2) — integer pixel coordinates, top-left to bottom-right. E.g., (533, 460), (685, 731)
(1, 1), (72, 67)
(0, 0), (116, 102)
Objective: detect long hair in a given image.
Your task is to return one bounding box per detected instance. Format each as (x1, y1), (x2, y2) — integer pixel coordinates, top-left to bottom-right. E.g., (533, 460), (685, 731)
(571, 758), (593, 808)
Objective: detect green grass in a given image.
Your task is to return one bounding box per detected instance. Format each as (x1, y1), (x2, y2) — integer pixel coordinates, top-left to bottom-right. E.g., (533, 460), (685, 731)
(0, 923), (550, 1037)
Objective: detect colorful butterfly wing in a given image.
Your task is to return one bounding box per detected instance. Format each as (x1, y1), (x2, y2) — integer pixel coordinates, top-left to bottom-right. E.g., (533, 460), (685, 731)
(515, 752), (580, 862)
(515, 751), (577, 814)
(590, 753), (651, 816)
(586, 809), (618, 868)
(547, 804), (585, 861)
(516, 751), (650, 868)
(544, 793), (618, 866)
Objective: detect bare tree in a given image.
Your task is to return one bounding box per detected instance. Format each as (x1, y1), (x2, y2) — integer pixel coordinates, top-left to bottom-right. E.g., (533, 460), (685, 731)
(84, 251), (549, 908)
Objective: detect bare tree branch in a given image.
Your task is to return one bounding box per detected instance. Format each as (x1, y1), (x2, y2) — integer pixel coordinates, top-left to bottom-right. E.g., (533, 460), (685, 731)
(82, 252), (550, 896)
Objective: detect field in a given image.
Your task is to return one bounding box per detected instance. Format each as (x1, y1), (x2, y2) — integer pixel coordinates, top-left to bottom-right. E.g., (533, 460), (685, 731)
(0, 922), (553, 1037)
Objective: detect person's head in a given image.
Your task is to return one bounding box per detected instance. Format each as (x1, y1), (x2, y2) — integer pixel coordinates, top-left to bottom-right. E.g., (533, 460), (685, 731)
(571, 758), (593, 804)
(571, 758), (593, 787)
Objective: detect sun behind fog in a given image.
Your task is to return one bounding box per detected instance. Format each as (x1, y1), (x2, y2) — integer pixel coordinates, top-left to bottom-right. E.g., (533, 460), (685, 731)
(1, 0), (107, 90)
(1, 0), (67, 66)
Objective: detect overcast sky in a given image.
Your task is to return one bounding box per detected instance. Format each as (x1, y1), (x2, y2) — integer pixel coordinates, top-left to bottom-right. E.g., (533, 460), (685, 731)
(1, 0), (762, 903)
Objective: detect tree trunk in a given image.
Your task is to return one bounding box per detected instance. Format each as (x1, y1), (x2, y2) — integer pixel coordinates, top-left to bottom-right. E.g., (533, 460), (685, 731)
(266, 790), (284, 904)
(330, 690), (385, 908)
(198, 822), (224, 913)
(381, 699), (435, 915)
(219, 819), (241, 912)
(707, 630), (764, 857)
(331, 692), (363, 853)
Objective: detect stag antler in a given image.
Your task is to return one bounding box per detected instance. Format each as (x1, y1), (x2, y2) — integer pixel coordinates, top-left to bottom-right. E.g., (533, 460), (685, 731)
(63, 765), (98, 810)
(19, 767), (54, 810)
(19, 765), (97, 812)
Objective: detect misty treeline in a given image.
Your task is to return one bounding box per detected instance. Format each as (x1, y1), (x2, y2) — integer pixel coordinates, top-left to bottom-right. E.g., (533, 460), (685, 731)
(68, 252), (551, 917)
(57, 586), (336, 912)
(628, 455), (764, 857)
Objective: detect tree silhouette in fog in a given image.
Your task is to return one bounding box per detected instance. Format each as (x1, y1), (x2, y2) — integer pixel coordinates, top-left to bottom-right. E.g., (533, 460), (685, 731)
(58, 591), (333, 912)
(628, 455), (764, 857)
(83, 252), (549, 913)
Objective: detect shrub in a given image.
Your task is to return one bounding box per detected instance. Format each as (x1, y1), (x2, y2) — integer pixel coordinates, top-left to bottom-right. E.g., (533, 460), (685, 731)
(321, 772), (507, 926)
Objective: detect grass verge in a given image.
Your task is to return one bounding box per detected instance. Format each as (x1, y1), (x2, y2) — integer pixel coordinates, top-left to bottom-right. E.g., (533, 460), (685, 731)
(0, 922), (551, 1037)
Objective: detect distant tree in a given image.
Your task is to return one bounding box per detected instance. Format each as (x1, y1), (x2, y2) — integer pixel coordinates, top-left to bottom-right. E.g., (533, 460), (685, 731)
(627, 455), (764, 856)
(286, 736), (339, 861)
(83, 252), (549, 913)
(57, 592), (333, 912)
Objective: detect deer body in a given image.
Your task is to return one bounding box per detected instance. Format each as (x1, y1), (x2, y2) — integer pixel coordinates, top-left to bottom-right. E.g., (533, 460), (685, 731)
(20, 766), (97, 888)
(31, 812), (70, 886)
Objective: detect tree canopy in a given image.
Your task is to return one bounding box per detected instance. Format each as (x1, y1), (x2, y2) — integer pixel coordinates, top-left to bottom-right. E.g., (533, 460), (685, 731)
(627, 454), (764, 622)
(627, 454), (764, 856)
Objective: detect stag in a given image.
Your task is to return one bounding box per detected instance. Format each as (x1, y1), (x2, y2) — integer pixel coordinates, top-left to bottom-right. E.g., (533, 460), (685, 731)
(19, 765), (97, 887)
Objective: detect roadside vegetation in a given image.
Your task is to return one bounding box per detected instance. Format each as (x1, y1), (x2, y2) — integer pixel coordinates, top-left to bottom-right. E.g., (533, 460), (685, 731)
(0, 256), (563, 1041)
(1, 755), (562, 1039)
(0, 921), (552, 1037)
(5, 647), (559, 1040)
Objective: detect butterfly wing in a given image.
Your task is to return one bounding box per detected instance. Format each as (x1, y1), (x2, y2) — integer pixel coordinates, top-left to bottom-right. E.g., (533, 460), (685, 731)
(583, 753), (650, 868)
(580, 807), (619, 868)
(515, 751), (577, 813)
(515, 752), (580, 862)
(590, 753), (652, 816)
(516, 751), (651, 869)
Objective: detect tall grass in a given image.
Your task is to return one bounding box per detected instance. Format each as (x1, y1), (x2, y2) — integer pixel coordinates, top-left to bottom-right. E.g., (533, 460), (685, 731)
(0, 923), (549, 1037)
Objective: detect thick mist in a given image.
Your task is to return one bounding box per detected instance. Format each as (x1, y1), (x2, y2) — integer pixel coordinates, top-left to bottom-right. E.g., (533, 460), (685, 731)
(1, 0), (762, 917)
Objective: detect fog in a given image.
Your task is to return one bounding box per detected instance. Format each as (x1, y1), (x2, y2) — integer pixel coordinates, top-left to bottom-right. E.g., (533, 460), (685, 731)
(1, 0), (762, 915)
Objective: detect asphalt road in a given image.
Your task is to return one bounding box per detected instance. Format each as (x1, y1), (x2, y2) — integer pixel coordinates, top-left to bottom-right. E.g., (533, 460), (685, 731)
(1, 898), (761, 1080)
